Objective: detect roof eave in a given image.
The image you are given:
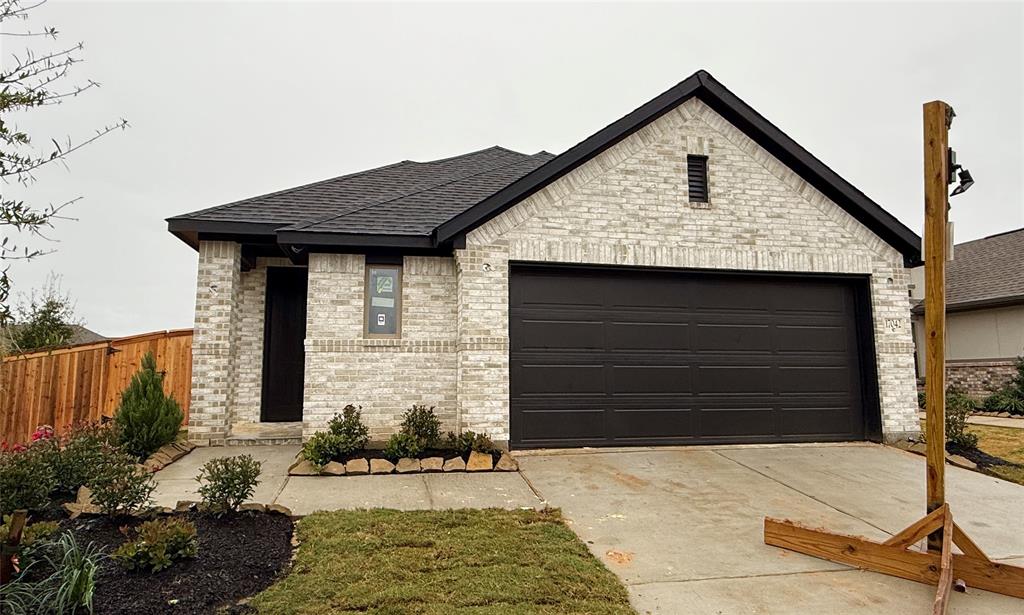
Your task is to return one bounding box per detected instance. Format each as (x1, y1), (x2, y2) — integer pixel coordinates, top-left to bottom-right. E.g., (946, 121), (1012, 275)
(911, 293), (1024, 315)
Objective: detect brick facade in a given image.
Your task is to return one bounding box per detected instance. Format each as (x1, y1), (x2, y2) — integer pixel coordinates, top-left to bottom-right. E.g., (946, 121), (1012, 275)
(188, 98), (920, 446)
(946, 360), (1017, 399)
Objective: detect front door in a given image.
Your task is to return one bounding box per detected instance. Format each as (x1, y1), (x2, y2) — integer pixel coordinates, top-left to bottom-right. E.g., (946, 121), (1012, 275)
(261, 267), (307, 422)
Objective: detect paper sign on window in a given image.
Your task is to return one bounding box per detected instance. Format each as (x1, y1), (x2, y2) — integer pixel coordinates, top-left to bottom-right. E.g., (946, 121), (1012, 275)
(367, 266), (399, 335)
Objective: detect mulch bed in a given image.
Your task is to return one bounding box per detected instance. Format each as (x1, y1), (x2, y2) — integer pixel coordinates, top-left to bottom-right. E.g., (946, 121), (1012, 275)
(22, 510), (294, 615)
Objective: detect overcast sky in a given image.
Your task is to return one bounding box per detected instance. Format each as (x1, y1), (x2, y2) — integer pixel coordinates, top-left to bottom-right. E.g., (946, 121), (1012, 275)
(4, 1), (1022, 336)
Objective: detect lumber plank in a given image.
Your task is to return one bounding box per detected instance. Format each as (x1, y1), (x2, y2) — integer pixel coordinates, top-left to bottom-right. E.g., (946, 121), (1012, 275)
(884, 504), (946, 549)
(933, 510), (954, 615)
(764, 518), (1024, 598)
(952, 522), (990, 562)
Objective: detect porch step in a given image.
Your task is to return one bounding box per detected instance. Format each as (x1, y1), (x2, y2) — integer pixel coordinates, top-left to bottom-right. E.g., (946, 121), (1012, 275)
(226, 421), (303, 446)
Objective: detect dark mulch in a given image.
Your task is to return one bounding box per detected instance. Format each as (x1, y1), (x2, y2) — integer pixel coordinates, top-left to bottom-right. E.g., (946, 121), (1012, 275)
(29, 510), (294, 615)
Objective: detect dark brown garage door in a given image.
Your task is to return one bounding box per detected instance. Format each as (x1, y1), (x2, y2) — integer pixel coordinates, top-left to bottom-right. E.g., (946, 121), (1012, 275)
(509, 265), (879, 449)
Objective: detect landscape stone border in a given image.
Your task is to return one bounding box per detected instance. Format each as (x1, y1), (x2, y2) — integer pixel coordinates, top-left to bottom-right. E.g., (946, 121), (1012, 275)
(142, 440), (198, 472)
(891, 439), (979, 470)
(286, 450), (519, 476)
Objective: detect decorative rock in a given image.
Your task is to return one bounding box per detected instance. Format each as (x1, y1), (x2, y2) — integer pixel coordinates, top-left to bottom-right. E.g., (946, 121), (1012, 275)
(322, 461), (346, 476)
(62, 502), (101, 519)
(907, 442), (928, 455)
(947, 454), (977, 470)
(495, 453), (518, 472)
(442, 456), (466, 472)
(76, 486), (94, 505)
(396, 458), (421, 473)
(346, 458), (370, 475)
(420, 457), (444, 473)
(239, 503), (267, 513)
(142, 458), (165, 473)
(150, 451), (174, 466)
(174, 500), (197, 513)
(370, 458), (395, 474)
(289, 459), (320, 476)
(998, 412), (1012, 418)
(267, 503), (292, 516)
(157, 444), (185, 462)
(466, 451), (493, 472)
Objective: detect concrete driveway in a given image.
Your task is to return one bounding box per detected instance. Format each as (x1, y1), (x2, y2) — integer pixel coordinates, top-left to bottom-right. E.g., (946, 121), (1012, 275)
(517, 443), (1024, 615)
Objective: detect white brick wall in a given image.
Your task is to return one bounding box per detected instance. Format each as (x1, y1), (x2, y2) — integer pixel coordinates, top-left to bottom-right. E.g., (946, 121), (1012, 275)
(457, 98), (919, 442)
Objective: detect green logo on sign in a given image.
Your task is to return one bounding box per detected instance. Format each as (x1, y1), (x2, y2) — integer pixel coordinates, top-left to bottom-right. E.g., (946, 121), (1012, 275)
(376, 275), (394, 295)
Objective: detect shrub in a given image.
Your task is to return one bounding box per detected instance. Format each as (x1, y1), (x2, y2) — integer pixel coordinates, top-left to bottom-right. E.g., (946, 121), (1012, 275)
(445, 430), (496, 457)
(302, 431), (344, 468)
(945, 387), (978, 450)
(917, 390), (926, 409)
(1, 516), (59, 546)
(983, 389), (1024, 414)
(196, 454), (262, 515)
(0, 446), (56, 515)
(327, 405), (370, 454)
(0, 531), (103, 615)
(114, 352), (184, 459)
(87, 445), (155, 516)
(383, 432), (424, 462)
(112, 517), (198, 572)
(36, 423), (117, 496)
(400, 405), (441, 448)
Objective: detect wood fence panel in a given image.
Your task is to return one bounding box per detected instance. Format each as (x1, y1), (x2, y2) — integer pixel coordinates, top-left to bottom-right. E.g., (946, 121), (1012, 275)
(0, 330), (193, 445)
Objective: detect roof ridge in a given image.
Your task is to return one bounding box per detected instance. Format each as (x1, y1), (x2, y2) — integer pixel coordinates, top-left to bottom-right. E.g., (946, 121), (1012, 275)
(411, 145), (525, 164)
(173, 159), (415, 220)
(285, 153), (543, 233)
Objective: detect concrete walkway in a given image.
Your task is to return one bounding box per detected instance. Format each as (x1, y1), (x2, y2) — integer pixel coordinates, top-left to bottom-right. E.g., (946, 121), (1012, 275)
(917, 411), (1024, 429)
(516, 443), (1024, 615)
(152, 445), (542, 514)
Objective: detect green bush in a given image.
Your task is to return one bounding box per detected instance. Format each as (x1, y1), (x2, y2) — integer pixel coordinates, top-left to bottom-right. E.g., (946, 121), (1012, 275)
(917, 390), (926, 409)
(114, 352), (184, 460)
(383, 432), (424, 462)
(945, 387), (978, 450)
(302, 406), (371, 467)
(1, 516), (59, 546)
(87, 445), (155, 516)
(0, 531), (103, 615)
(41, 423), (117, 495)
(196, 454), (262, 515)
(0, 446), (56, 515)
(981, 355), (1024, 415)
(400, 405), (441, 447)
(445, 430), (496, 457)
(112, 517), (197, 572)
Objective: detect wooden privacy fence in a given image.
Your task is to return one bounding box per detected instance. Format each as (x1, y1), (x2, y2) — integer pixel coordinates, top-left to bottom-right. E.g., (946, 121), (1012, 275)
(0, 329), (193, 445)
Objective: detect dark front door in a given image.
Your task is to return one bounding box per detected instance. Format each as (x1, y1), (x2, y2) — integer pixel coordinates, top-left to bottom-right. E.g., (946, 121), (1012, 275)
(261, 267), (308, 422)
(509, 264), (878, 449)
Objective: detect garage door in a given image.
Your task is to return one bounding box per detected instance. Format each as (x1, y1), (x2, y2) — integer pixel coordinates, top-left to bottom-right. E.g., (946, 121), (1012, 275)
(509, 265), (877, 449)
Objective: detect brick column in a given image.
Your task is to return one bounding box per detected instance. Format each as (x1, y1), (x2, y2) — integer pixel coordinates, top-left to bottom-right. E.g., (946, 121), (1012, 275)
(188, 241), (241, 446)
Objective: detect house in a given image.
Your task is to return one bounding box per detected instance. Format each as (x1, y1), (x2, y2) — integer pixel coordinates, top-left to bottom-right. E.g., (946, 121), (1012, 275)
(910, 227), (1024, 398)
(167, 70), (922, 449)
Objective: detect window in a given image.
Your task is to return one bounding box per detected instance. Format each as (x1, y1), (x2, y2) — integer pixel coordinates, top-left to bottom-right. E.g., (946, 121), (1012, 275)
(365, 264), (402, 337)
(687, 155), (709, 203)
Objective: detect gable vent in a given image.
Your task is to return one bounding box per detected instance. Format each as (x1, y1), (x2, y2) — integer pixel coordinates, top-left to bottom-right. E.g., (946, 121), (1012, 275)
(687, 155), (709, 203)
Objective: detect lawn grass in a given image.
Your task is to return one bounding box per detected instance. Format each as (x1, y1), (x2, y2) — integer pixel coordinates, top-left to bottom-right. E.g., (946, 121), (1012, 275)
(968, 424), (1024, 485)
(249, 508), (633, 615)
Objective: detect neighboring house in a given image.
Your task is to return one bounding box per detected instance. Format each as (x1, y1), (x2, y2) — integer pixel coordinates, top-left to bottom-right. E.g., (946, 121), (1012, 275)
(168, 70), (922, 449)
(910, 227), (1024, 398)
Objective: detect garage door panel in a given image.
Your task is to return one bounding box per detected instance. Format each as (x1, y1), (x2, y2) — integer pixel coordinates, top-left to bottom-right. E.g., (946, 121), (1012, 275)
(517, 408), (607, 442)
(515, 319), (604, 352)
(693, 323), (772, 352)
(610, 365), (692, 395)
(606, 322), (690, 352)
(609, 408), (693, 439)
(697, 366), (773, 394)
(776, 325), (848, 352)
(699, 407), (776, 438)
(510, 266), (872, 448)
(513, 364), (604, 396)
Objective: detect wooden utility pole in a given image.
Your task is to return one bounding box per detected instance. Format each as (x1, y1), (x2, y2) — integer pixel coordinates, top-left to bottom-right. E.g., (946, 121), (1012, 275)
(762, 100), (1024, 613)
(923, 100), (951, 551)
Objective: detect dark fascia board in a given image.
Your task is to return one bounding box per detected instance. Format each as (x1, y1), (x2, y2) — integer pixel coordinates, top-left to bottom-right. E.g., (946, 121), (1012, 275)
(433, 70), (922, 266)
(911, 293), (1024, 315)
(167, 218), (281, 250)
(275, 229), (436, 250)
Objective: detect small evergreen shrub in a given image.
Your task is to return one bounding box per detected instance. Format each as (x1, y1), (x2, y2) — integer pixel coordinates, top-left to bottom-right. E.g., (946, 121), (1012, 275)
(917, 390), (926, 409)
(114, 352), (184, 460)
(445, 430), (496, 457)
(327, 405), (370, 454)
(302, 431), (343, 468)
(981, 355), (1024, 415)
(0, 446), (56, 515)
(945, 387), (978, 450)
(87, 445), (155, 516)
(35, 423), (117, 495)
(400, 405), (441, 447)
(196, 454), (262, 515)
(383, 432), (424, 462)
(112, 517), (197, 572)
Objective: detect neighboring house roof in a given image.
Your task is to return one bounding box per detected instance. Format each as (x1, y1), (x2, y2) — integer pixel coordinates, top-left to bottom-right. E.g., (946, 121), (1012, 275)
(168, 70), (922, 264)
(1, 324), (107, 353)
(915, 227), (1024, 313)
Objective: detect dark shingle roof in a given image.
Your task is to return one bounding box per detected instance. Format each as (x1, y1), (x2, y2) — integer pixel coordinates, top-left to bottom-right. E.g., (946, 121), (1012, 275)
(946, 227), (1024, 308)
(170, 146), (553, 240)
